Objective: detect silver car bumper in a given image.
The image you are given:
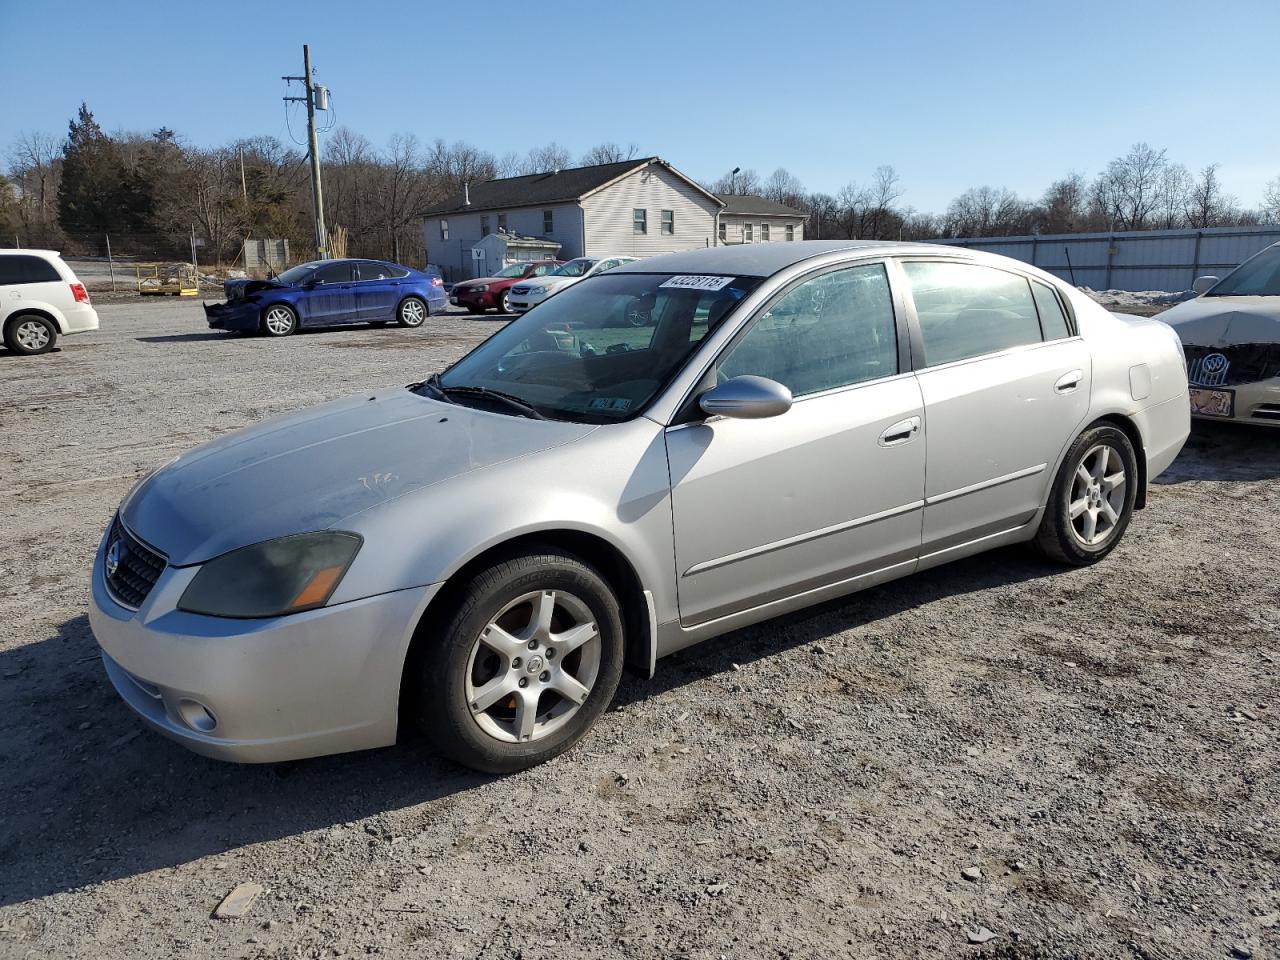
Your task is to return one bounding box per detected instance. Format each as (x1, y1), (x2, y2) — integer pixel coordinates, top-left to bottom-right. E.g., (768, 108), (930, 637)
(88, 525), (439, 763)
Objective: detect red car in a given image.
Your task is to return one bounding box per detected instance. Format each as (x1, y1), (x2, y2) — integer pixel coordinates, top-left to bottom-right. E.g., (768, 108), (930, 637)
(449, 260), (563, 314)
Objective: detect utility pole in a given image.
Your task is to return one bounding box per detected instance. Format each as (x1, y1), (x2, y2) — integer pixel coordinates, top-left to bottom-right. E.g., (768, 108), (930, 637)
(284, 44), (328, 258)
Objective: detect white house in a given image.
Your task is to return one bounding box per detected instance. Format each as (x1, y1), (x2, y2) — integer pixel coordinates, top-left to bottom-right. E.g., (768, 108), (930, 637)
(716, 194), (807, 245)
(422, 157), (724, 281)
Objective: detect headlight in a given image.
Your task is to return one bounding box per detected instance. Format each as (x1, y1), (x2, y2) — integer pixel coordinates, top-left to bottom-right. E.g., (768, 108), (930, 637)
(473, 284), (489, 292)
(178, 532), (362, 618)
(529, 285), (548, 294)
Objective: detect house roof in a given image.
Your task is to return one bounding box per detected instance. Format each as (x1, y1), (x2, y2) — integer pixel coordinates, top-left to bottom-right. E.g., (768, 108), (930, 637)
(715, 194), (807, 218)
(422, 158), (723, 217)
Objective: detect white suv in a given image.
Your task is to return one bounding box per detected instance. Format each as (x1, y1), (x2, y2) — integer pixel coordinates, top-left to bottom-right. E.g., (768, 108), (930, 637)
(1, 249), (100, 355)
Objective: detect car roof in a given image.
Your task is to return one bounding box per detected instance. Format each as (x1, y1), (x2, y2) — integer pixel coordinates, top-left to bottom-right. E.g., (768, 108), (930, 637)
(617, 240), (948, 278)
(0, 248), (61, 258)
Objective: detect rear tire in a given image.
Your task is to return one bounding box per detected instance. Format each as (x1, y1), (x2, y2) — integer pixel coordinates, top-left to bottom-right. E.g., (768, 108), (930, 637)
(4, 314), (58, 355)
(397, 296), (427, 327)
(260, 304), (297, 337)
(417, 548), (625, 773)
(1034, 423), (1138, 566)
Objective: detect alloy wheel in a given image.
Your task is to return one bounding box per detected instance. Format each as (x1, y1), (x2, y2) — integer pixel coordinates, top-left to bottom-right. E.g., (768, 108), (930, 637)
(14, 320), (51, 352)
(1068, 443), (1127, 547)
(464, 589), (601, 744)
(400, 298), (426, 325)
(264, 306), (294, 335)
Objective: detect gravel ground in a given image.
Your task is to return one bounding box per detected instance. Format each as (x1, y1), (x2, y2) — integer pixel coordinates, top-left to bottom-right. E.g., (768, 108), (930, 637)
(1, 298), (1277, 960)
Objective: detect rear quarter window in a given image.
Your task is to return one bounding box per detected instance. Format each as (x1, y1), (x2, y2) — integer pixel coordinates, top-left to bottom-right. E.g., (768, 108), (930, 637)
(1032, 281), (1072, 340)
(0, 255), (62, 285)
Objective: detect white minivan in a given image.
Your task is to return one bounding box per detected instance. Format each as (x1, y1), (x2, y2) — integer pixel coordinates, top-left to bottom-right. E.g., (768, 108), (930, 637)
(1, 249), (100, 355)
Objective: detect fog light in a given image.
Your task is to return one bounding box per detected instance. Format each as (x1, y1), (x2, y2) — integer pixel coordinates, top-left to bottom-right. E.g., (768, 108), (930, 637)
(177, 698), (217, 733)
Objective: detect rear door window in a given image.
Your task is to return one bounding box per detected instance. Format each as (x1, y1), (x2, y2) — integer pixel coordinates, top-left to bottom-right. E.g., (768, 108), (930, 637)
(902, 261), (1043, 366)
(357, 262), (393, 282)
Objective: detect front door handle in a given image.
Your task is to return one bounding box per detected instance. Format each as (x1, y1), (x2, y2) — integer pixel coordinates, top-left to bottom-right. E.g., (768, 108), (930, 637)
(1055, 370), (1084, 394)
(878, 416), (921, 447)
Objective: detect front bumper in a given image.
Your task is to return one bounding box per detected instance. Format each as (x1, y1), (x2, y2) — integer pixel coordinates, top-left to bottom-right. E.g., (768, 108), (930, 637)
(451, 288), (496, 309)
(1191, 375), (1280, 427)
(204, 299), (262, 331)
(88, 522), (440, 763)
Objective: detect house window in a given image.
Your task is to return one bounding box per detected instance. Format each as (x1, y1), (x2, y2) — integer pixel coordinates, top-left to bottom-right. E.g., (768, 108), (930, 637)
(761, 223), (770, 242)
(718, 222), (726, 242)
(439, 219), (449, 241)
(786, 224), (795, 241)
(633, 208), (647, 234)
(543, 209), (553, 234)
(497, 213), (507, 231)
(480, 215), (490, 235)
(744, 223), (753, 243)
(661, 209), (674, 234)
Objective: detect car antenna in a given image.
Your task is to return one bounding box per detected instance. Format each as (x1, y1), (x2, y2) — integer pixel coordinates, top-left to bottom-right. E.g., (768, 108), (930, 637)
(1063, 246), (1076, 286)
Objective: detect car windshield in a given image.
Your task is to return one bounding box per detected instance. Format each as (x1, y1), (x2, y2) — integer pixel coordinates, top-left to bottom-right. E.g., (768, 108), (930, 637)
(434, 273), (761, 422)
(495, 263), (530, 278)
(1207, 246), (1280, 297)
(276, 263), (318, 285)
(552, 259), (595, 278)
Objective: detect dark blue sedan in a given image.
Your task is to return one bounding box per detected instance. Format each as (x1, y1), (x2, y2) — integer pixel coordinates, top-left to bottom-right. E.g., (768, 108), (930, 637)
(204, 259), (447, 336)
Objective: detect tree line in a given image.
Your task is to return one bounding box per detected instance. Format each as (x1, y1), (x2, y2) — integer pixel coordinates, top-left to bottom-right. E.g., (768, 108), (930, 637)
(3, 103), (1279, 268)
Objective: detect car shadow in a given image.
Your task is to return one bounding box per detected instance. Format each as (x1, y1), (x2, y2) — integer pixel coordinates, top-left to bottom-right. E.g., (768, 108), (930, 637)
(1153, 419), (1280, 483)
(135, 332), (244, 343)
(0, 545), (1057, 907)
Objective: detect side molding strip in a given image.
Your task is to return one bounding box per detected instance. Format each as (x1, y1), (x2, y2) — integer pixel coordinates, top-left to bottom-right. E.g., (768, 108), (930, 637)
(925, 463), (1046, 505)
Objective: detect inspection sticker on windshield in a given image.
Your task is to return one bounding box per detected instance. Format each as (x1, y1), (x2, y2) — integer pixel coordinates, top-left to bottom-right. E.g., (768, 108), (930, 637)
(660, 275), (734, 292)
(588, 397), (632, 412)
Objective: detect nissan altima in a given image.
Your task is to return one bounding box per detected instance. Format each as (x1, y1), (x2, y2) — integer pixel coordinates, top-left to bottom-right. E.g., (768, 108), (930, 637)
(90, 241), (1189, 773)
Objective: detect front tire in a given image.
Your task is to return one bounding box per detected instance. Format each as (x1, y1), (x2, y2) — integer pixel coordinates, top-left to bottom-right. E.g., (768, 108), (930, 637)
(397, 296), (427, 327)
(417, 548), (625, 773)
(499, 291), (512, 314)
(4, 314), (58, 355)
(1034, 423), (1138, 565)
(260, 304), (297, 337)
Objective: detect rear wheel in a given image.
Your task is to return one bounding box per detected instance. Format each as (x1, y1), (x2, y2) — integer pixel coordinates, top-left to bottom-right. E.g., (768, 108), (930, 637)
(260, 304), (297, 337)
(417, 548), (625, 773)
(397, 296), (427, 327)
(1034, 423), (1138, 565)
(4, 314), (58, 355)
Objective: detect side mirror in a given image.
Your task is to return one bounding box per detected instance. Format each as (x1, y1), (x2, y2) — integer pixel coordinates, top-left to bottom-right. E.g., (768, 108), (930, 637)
(699, 375), (792, 420)
(1192, 276), (1219, 295)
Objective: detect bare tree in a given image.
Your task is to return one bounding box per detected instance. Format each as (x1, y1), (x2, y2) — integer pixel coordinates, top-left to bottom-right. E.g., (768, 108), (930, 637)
(1184, 163), (1237, 228)
(710, 167), (760, 196)
(762, 167), (805, 205)
(580, 142), (639, 166)
(521, 142), (572, 175)
(945, 186), (1030, 237)
(1040, 173), (1088, 234)
(7, 131), (64, 245)
(1264, 176), (1280, 224)
(865, 165), (902, 239)
(1151, 163), (1192, 229)
(1092, 142), (1168, 230)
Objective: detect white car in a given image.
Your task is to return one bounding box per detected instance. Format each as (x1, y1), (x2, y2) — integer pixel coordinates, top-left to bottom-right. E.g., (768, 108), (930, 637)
(508, 255), (639, 313)
(1, 249), (100, 355)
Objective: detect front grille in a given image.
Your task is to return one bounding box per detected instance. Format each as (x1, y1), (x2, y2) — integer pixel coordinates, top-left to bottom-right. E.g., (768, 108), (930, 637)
(1185, 344), (1280, 387)
(1253, 404), (1280, 422)
(104, 517), (166, 609)
(510, 285), (530, 295)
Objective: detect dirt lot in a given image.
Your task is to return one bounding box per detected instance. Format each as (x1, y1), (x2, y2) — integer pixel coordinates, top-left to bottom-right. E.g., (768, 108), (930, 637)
(1, 298), (1277, 960)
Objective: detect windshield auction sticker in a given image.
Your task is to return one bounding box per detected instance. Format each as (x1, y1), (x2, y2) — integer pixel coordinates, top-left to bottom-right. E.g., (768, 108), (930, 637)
(660, 275), (735, 291)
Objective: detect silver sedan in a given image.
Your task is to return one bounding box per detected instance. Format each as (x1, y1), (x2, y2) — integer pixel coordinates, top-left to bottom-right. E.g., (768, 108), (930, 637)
(89, 241), (1190, 772)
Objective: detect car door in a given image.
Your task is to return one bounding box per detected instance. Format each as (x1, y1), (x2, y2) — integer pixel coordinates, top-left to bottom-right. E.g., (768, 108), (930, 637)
(304, 262), (358, 326)
(665, 262), (926, 627)
(897, 259), (1091, 563)
(354, 261), (400, 321)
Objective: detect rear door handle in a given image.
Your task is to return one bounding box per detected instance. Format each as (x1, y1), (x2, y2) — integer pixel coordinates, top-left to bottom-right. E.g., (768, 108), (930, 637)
(878, 416), (921, 447)
(1055, 370), (1084, 394)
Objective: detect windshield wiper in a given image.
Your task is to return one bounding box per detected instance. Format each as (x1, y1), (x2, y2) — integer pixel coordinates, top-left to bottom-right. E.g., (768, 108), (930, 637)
(440, 385), (547, 420)
(410, 372), (454, 403)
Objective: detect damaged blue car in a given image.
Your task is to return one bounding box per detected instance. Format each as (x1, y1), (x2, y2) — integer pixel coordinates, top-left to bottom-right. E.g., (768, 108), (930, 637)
(204, 258), (447, 336)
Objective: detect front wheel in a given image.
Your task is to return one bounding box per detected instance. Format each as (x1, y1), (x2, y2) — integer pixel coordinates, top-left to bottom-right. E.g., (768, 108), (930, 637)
(499, 291), (511, 314)
(417, 548), (625, 773)
(1034, 423), (1138, 565)
(4, 314), (58, 355)
(397, 296), (427, 327)
(260, 304), (297, 337)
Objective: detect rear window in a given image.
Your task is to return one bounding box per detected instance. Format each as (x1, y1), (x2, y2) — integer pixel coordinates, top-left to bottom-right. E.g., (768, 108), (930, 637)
(0, 255), (62, 286)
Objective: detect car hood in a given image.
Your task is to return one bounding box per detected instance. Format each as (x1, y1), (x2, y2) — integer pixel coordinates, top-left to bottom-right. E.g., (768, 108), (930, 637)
(455, 277), (511, 289)
(1158, 296), (1280, 346)
(121, 389), (596, 566)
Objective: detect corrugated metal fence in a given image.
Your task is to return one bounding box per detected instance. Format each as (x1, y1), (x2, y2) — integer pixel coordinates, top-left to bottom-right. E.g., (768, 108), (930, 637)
(939, 225), (1280, 292)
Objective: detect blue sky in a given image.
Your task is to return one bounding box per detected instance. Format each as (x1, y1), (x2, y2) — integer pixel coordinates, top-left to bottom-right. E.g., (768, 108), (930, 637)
(3, 0), (1277, 212)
